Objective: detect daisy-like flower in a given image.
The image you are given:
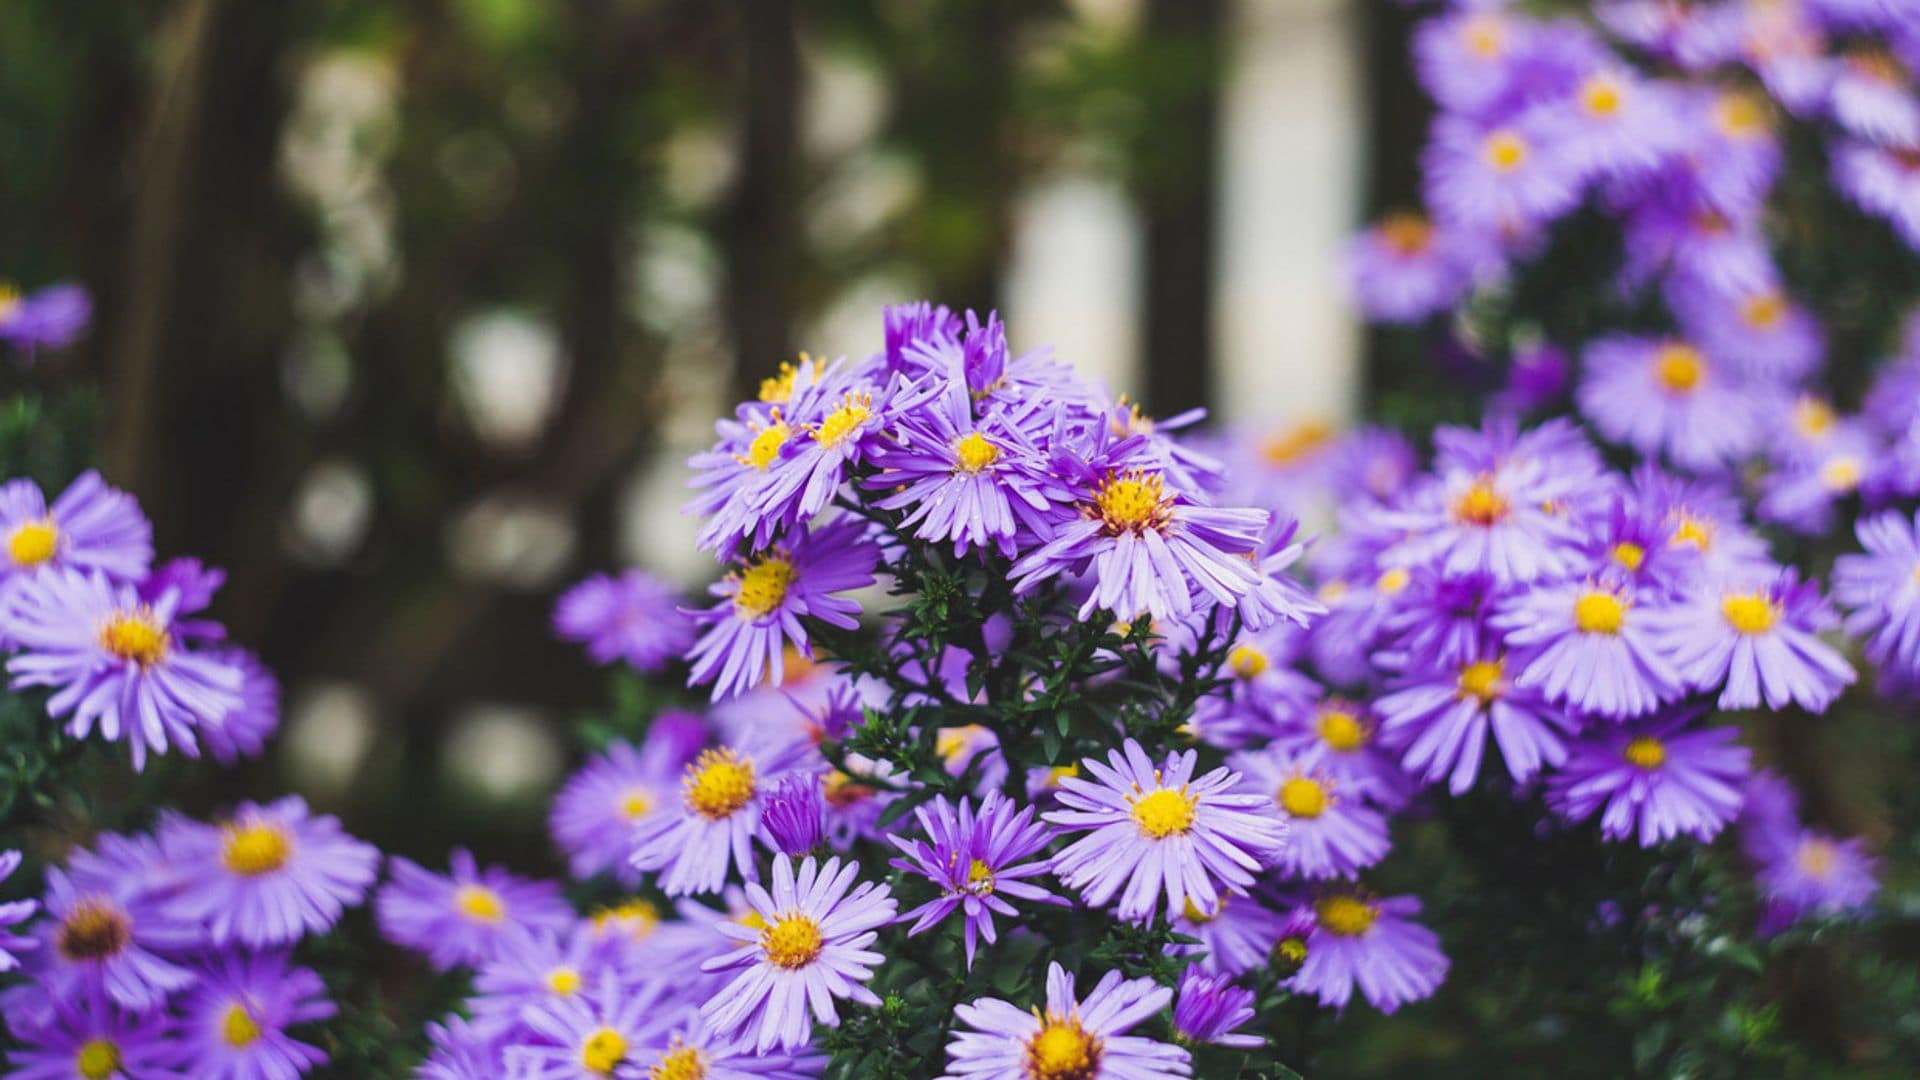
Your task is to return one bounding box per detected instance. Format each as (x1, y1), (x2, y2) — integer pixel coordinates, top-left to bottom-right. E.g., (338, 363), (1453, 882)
(469, 925), (633, 1038)
(1547, 712), (1750, 845)
(1834, 509), (1920, 678)
(1171, 893), (1291, 977)
(421, 1016), (504, 1080)
(376, 849), (574, 970)
(159, 796), (380, 947)
(505, 974), (677, 1079)
(1751, 828), (1879, 932)
(29, 865), (197, 1013)
(0, 471), (150, 600)
(7, 985), (175, 1080)
(0, 282), (92, 352)
(630, 730), (812, 896)
(761, 773), (829, 857)
(1647, 571), (1855, 712)
(552, 569), (694, 673)
(700, 853), (897, 1053)
(887, 791), (1062, 969)
(1669, 277), (1821, 383)
(1231, 747), (1388, 881)
(1267, 697), (1410, 809)
(549, 712), (707, 884)
(1045, 739), (1286, 923)
(940, 961), (1191, 1079)
(687, 517), (878, 701)
(0, 849), (36, 972)
(1556, 62), (1683, 182)
(727, 365), (898, 542)
(1828, 49), (1920, 148)
(1494, 578), (1683, 719)
(198, 648), (280, 765)
(1376, 648), (1575, 795)
(1576, 336), (1766, 471)
(1347, 211), (1481, 323)
(1288, 892), (1449, 1014)
(630, 1016), (829, 1080)
(1832, 138), (1920, 250)
(168, 950), (334, 1080)
(7, 568), (247, 769)
(1422, 114), (1583, 238)
(1172, 968), (1262, 1050)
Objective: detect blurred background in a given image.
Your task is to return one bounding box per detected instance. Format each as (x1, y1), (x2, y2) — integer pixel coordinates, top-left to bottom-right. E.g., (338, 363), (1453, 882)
(0, 0), (1428, 865)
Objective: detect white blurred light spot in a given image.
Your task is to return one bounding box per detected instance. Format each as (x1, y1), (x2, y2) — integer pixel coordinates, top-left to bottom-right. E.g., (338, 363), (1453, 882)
(282, 328), (353, 420)
(447, 493), (576, 589)
(449, 310), (569, 452)
(285, 460), (373, 567)
(283, 682), (375, 796)
(619, 450), (714, 589)
(1004, 171), (1142, 392)
(442, 704), (562, 802)
(803, 47), (888, 160)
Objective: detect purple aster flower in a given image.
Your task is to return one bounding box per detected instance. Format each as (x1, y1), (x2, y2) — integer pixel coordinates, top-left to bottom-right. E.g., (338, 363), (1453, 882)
(687, 517), (878, 701)
(1230, 746), (1389, 880)
(700, 853), (897, 1053)
(1622, 201), (1777, 298)
(504, 973), (678, 1079)
(1756, 423), (1877, 535)
(29, 865), (196, 1013)
(887, 791), (1061, 969)
(469, 924), (634, 1038)
(1828, 50), (1920, 148)
(1547, 712), (1750, 845)
(0, 282), (92, 352)
(1647, 571), (1855, 712)
(1347, 211), (1481, 323)
(375, 849), (573, 970)
(1555, 63), (1684, 183)
(1835, 510), (1920, 679)
(1265, 697), (1411, 810)
(1377, 647), (1575, 795)
(1752, 828), (1879, 931)
(420, 1016), (504, 1080)
(1045, 739), (1286, 923)
(168, 949), (334, 1079)
(1288, 892), (1448, 1014)
(1172, 968), (1262, 1050)
(552, 569), (694, 673)
(157, 795), (379, 948)
(6, 985), (175, 1080)
(630, 1016), (828, 1079)
(7, 568), (247, 769)
(1412, 8), (1532, 116)
(761, 773), (828, 857)
(940, 961), (1191, 1079)
(1669, 277), (1821, 382)
(0, 849), (36, 973)
(0, 471), (150, 607)
(730, 366), (900, 542)
(629, 730), (813, 896)
(1493, 578), (1683, 719)
(1171, 893), (1290, 977)
(1576, 336), (1766, 470)
(548, 711), (706, 884)
(1492, 343), (1570, 416)
(198, 648), (279, 764)
(1423, 114), (1583, 240)
(1678, 87), (1783, 215)
(1835, 138), (1920, 249)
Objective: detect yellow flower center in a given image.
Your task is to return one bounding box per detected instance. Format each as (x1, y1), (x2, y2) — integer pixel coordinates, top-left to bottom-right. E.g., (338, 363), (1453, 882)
(1316, 895), (1379, 937)
(1451, 476), (1509, 526)
(1457, 658), (1504, 704)
(1130, 786), (1198, 839)
(1483, 129), (1528, 172)
(56, 898), (130, 961)
(0, 283), (18, 321)
(1092, 470), (1170, 535)
(649, 1044), (708, 1080)
(683, 749), (757, 819)
(1279, 777), (1329, 819)
(1318, 709), (1368, 752)
(1612, 542), (1646, 571)
(733, 555), (796, 619)
(1654, 343), (1705, 393)
(1463, 14), (1505, 58)
(220, 822), (293, 877)
(762, 914), (824, 969)
(1623, 736), (1666, 770)
(100, 609), (169, 667)
(1670, 513), (1713, 552)
(1379, 212), (1432, 256)
(75, 1039), (121, 1080)
(1574, 590), (1627, 635)
(1227, 644), (1269, 680)
(1260, 419), (1334, 465)
(455, 884), (506, 922)
(1715, 90), (1768, 138)
(824, 769), (877, 809)
(221, 1002), (262, 1048)
(1796, 838), (1837, 879)
(581, 1026), (628, 1075)
(592, 898), (661, 939)
(1027, 1018), (1100, 1080)
(1741, 291), (1787, 330)
(1721, 592), (1778, 635)
(1317, 579), (1349, 603)
(936, 725), (986, 766)
(1580, 74), (1624, 118)
(759, 355), (821, 403)
(1793, 397), (1834, 439)
(8, 519), (57, 566)
(1182, 896), (1223, 923)
(619, 789), (653, 820)
(1375, 567), (1411, 595)
(743, 421), (791, 471)
(965, 858), (996, 895)
(1820, 456), (1863, 493)
(547, 966), (583, 996)
(1275, 935), (1308, 972)
(812, 392), (873, 448)
(954, 432), (1001, 473)
(1046, 763), (1080, 787)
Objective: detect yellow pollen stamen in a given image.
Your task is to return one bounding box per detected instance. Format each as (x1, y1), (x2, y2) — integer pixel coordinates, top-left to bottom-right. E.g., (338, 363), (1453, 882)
(57, 898), (130, 961)
(1378, 212), (1432, 256)
(737, 909), (768, 932)
(1317, 579), (1349, 603)
(75, 1039), (121, 1080)
(0, 283), (19, 321)
(221, 1002), (262, 1048)
(1484, 129), (1528, 172)
(954, 431), (1001, 473)
(618, 789), (653, 820)
(1182, 896), (1223, 923)
(824, 769), (876, 809)
(649, 1044), (708, 1080)
(1581, 74), (1624, 118)
(1463, 14), (1505, 59)
(1318, 709), (1368, 752)
(1716, 91), (1768, 138)
(1451, 476), (1509, 526)
(1130, 786), (1198, 839)
(1047, 763), (1080, 787)
(1793, 397), (1835, 439)
(683, 749), (756, 820)
(547, 966), (583, 996)
(1612, 542), (1646, 571)
(455, 884), (506, 922)
(1027, 1017), (1100, 1079)
(220, 822), (293, 877)
(1091, 469), (1170, 536)
(1375, 567), (1411, 595)
(1742, 291), (1787, 330)
(592, 898), (660, 939)
(1574, 590), (1627, 635)
(1623, 736), (1666, 770)
(733, 554), (795, 619)
(1275, 935), (1309, 973)
(965, 858), (995, 895)
(1796, 838), (1837, 879)
(1671, 513), (1713, 552)
(1721, 592), (1778, 635)
(1654, 343), (1705, 393)
(1316, 895), (1379, 937)
(759, 355), (821, 404)
(581, 1026), (628, 1075)
(742, 420), (791, 471)
(1457, 658), (1504, 704)
(761, 914), (823, 969)
(812, 391), (873, 448)
(100, 609), (169, 667)
(1279, 777), (1329, 819)
(8, 519), (57, 567)
(1261, 419), (1334, 465)
(1820, 456), (1862, 493)
(937, 725), (985, 766)
(1227, 644), (1269, 680)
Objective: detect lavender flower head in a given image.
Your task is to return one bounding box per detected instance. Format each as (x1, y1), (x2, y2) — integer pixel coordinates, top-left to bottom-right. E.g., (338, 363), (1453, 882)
(761, 772), (829, 857)
(887, 790), (1062, 969)
(941, 962), (1191, 1078)
(552, 568), (694, 672)
(1548, 712), (1750, 846)
(158, 795), (380, 948)
(376, 849), (574, 970)
(0, 849), (35, 973)
(1173, 968), (1263, 1050)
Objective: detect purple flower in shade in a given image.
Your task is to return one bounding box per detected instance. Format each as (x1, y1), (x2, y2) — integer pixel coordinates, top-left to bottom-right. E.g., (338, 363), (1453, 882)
(552, 569), (694, 673)
(1633, 463), (1774, 585)
(1669, 277), (1822, 383)
(1680, 87), (1783, 216)
(6, 568), (246, 769)
(719, 365), (899, 550)
(1422, 114), (1583, 240)
(887, 791), (1062, 969)
(504, 974), (678, 1079)
(1377, 647), (1575, 795)
(1547, 712), (1750, 845)
(629, 731), (813, 896)
(1288, 892), (1448, 1014)
(1266, 697), (1410, 810)
(700, 853), (897, 1053)
(1185, 623), (1318, 750)
(1347, 211), (1479, 323)
(29, 865), (195, 1013)
(1493, 578), (1683, 719)
(940, 961), (1191, 1079)
(1555, 63), (1684, 183)
(0, 471), (150, 603)
(469, 924), (633, 1038)
(1831, 139), (1920, 250)
(1172, 968), (1262, 1050)
(376, 849), (574, 970)
(1622, 200), (1777, 299)
(1752, 828), (1879, 931)
(630, 1016), (829, 1080)
(157, 796), (379, 948)
(0, 850), (36, 972)
(1492, 343), (1570, 416)
(1834, 510), (1920, 679)
(1172, 893), (1292, 978)
(168, 950), (334, 1079)
(1230, 746), (1388, 881)
(0, 283), (92, 352)
(1647, 571), (1855, 712)
(198, 648), (279, 765)
(761, 773), (828, 857)
(687, 517), (878, 701)
(1045, 740), (1286, 923)
(1756, 421), (1877, 535)
(1411, 8), (1530, 116)
(1828, 50), (1920, 148)
(548, 711), (707, 884)
(1576, 336), (1767, 471)
(6, 986), (175, 1080)
(421, 1016), (504, 1080)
